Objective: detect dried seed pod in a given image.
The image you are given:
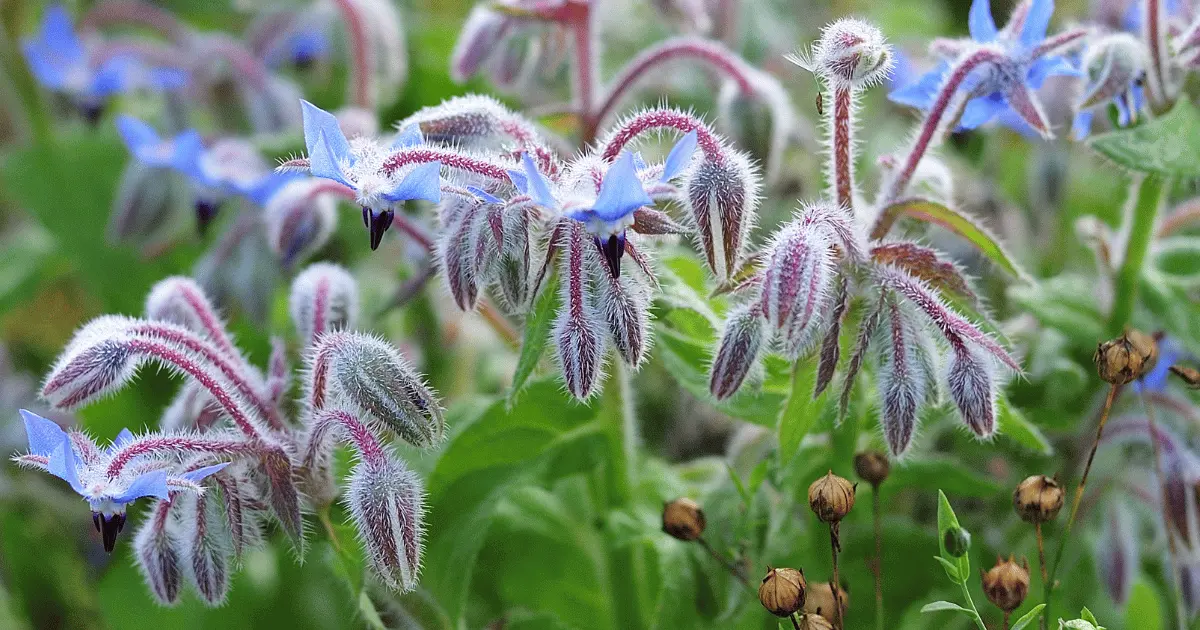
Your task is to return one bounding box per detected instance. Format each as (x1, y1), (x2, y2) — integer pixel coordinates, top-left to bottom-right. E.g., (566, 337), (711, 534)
(808, 471), (856, 523)
(795, 613), (834, 630)
(981, 555), (1030, 612)
(661, 498), (706, 541)
(1095, 329), (1158, 385)
(758, 567), (806, 617)
(1013, 475), (1065, 524)
(1170, 364), (1200, 388)
(803, 581), (848, 621)
(853, 451), (890, 487)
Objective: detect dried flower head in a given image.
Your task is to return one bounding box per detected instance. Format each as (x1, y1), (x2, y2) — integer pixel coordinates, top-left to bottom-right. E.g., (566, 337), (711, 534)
(1013, 474), (1065, 524)
(795, 613), (835, 630)
(758, 567), (806, 617)
(981, 555), (1030, 612)
(808, 471), (856, 523)
(853, 451), (890, 487)
(803, 581), (848, 621)
(1095, 329), (1158, 385)
(661, 498), (706, 541)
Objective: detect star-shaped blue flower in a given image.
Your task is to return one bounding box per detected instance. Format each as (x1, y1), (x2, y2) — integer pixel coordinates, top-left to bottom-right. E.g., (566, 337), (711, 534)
(17, 409), (227, 551)
(300, 100), (443, 250)
(889, 0), (1081, 137)
(116, 115), (204, 172)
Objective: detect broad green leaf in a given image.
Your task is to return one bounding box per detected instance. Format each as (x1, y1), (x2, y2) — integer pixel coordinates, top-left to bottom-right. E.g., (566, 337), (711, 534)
(656, 328), (788, 426)
(1011, 604), (1046, 630)
(1124, 581), (1163, 630)
(870, 198), (1027, 280)
(778, 361), (822, 460)
(1155, 236), (1200, 281)
(933, 556), (962, 583)
(936, 490), (970, 582)
(1089, 98), (1200, 177)
(920, 600), (971, 614)
(1081, 607), (1104, 629)
(1008, 276), (1106, 350)
(997, 396), (1053, 455)
(883, 458), (1003, 500)
(508, 272), (560, 406)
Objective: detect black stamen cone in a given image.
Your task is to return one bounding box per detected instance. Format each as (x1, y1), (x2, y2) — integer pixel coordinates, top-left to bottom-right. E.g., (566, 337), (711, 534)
(367, 209), (395, 251)
(595, 232), (625, 279)
(98, 512), (127, 553)
(80, 101), (106, 126)
(92, 512), (101, 533)
(195, 200), (222, 236)
(294, 53), (315, 71)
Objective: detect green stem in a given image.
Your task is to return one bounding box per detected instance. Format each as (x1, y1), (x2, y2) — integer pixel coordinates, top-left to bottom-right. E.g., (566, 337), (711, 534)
(1109, 175), (1165, 335)
(317, 507), (386, 630)
(959, 581), (988, 630)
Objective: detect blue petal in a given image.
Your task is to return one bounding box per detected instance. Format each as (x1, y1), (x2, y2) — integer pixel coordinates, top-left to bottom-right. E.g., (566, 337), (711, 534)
(112, 428), (135, 450)
(1020, 0), (1054, 49)
(150, 67), (188, 92)
(300, 100), (352, 186)
(888, 62), (949, 109)
(179, 462), (230, 484)
(19, 409), (67, 457)
(958, 94), (1007, 129)
(89, 56), (137, 97)
(241, 170), (304, 206)
(21, 40), (70, 89)
(382, 161), (442, 203)
(167, 130), (204, 173)
(116, 115), (161, 154)
(466, 186), (503, 204)
(1131, 82), (1146, 117)
(590, 152), (653, 222)
(632, 152), (648, 172)
(1115, 93), (1133, 126)
(1071, 110), (1094, 140)
(111, 469), (169, 503)
(47, 435), (85, 495)
(969, 0), (998, 42)
(392, 123), (424, 149)
(289, 30), (328, 59)
(40, 5), (84, 65)
(1027, 56), (1078, 88)
(661, 130), (698, 182)
(519, 153), (558, 209)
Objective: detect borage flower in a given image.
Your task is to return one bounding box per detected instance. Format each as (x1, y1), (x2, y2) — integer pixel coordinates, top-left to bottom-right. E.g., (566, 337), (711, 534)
(889, 0), (1084, 137)
(14, 410), (228, 552)
(1072, 33), (1148, 139)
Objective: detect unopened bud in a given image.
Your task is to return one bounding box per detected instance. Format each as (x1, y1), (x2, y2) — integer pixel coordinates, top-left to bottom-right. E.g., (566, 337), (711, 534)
(264, 179), (338, 269)
(555, 224), (606, 399)
(709, 304), (767, 400)
(41, 316), (139, 409)
(944, 526), (972, 558)
(981, 555), (1030, 612)
(289, 263), (360, 348)
(808, 471), (856, 523)
(758, 567), (806, 617)
(336, 106), (379, 139)
(108, 162), (186, 246)
(600, 274), (650, 368)
(451, 7), (508, 83)
(947, 345), (997, 437)
(683, 152), (760, 282)
(761, 216), (835, 359)
(880, 303), (927, 455)
(803, 581), (848, 621)
(182, 492), (232, 606)
(661, 498), (706, 541)
(1078, 33), (1147, 109)
(439, 200), (481, 311)
(144, 277), (230, 349)
(1095, 329), (1158, 385)
(346, 456), (426, 592)
(134, 501), (184, 605)
(310, 332), (444, 448)
(794, 18), (892, 89)
(853, 451), (890, 487)
(1013, 475), (1065, 524)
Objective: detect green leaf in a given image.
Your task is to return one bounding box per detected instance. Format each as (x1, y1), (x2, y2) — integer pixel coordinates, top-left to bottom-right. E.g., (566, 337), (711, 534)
(1089, 98), (1200, 177)
(508, 272), (560, 406)
(997, 396), (1053, 455)
(936, 490), (970, 581)
(933, 556), (962, 583)
(883, 458), (1003, 500)
(870, 198), (1028, 280)
(656, 328), (788, 426)
(778, 361), (822, 460)
(1011, 604), (1047, 630)
(1155, 236), (1200, 282)
(921, 600), (972, 614)
(1125, 581), (1163, 630)
(1007, 275), (1106, 350)
(1081, 607), (1103, 628)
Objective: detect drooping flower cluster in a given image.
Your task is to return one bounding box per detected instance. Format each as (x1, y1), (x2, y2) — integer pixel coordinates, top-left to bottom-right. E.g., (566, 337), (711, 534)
(14, 266), (441, 603)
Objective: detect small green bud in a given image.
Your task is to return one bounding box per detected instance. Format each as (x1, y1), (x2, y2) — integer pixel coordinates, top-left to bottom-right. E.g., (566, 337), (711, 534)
(944, 526), (971, 558)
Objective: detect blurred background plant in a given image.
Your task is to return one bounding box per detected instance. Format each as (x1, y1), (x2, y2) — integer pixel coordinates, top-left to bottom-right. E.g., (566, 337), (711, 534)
(1, 0), (1199, 629)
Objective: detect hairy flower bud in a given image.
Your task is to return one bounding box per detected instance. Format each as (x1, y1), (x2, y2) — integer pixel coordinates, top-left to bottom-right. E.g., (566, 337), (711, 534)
(853, 451), (890, 487)
(683, 151), (760, 282)
(41, 316), (139, 409)
(108, 162), (187, 246)
(1013, 475), (1064, 524)
(1098, 505), (1136, 604)
(943, 526), (972, 558)
(309, 332), (444, 448)
(182, 491), (232, 606)
(803, 582), (847, 621)
(1078, 33), (1147, 110)
(599, 273), (650, 368)
(336, 106), (380, 139)
(794, 18), (893, 89)
(439, 199), (482, 311)
(808, 471), (856, 523)
(134, 500), (184, 605)
(264, 179), (338, 269)
(981, 556), (1030, 612)
(144, 277), (236, 355)
(947, 344), (998, 437)
(879, 302), (929, 455)
(709, 303), (767, 400)
(555, 224), (607, 399)
(761, 218), (835, 359)
(289, 263), (360, 348)
(758, 567), (806, 617)
(1095, 329), (1158, 385)
(661, 498), (706, 541)
(451, 6), (508, 83)
(346, 456), (426, 592)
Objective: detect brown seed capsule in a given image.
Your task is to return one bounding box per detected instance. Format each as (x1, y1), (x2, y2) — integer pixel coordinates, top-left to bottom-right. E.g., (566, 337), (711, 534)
(1094, 329), (1158, 385)
(981, 555), (1030, 612)
(795, 613), (834, 630)
(1013, 475), (1065, 524)
(1170, 364), (1200, 389)
(661, 498), (706, 541)
(853, 451), (890, 487)
(758, 567), (807, 617)
(803, 581), (848, 621)
(809, 471), (857, 523)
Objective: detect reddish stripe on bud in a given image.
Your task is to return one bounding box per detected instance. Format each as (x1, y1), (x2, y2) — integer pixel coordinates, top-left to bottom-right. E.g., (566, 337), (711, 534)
(599, 273), (650, 368)
(346, 457), (426, 592)
(555, 223), (605, 399)
(144, 277), (239, 358)
(814, 274), (849, 398)
(878, 302), (925, 456)
(838, 295), (884, 420)
(290, 263), (360, 348)
(134, 500), (183, 605)
(761, 218), (835, 359)
(870, 243), (976, 305)
(439, 200), (481, 311)
(946, 343), (997, 437)
(260, 447), (304, 546)
(183, 491), (232, 606)
(709, 304), (766, 400)
(212, 469), (251, 557)
(685, 152), (759, 281)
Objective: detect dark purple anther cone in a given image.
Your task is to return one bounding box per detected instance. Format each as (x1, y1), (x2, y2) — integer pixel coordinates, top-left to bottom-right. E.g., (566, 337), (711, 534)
(80, 101), (106, 126)
(195, 199), (222, 236)
(595, 232), (626, 279)
(294, 52), (316, 71)
(94, 511), (128, 553)
(363, 207), (395, 251)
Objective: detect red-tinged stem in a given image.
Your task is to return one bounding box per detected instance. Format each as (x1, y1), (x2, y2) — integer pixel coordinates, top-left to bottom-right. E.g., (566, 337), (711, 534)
(166, 282), (239, 358)
(80, 0), (188, 42)
(1158, 198), (1200, 237)
(1145, 0), (1172, 107)
(479, 301), (520, 348)
(313, 274), (330, 341)
(594, 37), (756, 127)
(107, 436), (263, 478)
(332, 0), (373, 109)
(832, 86), (854, 214)
(88, 41), (192, 73)
(267, 337), (289, 405)
(1029, 28), (1088, 60)
(600, 109), (724, 162)
(307, 408), (387, 469)
(380, 148), (512, 184)
(881, 48), (1006, 205)
(568, 2), (599, 144)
